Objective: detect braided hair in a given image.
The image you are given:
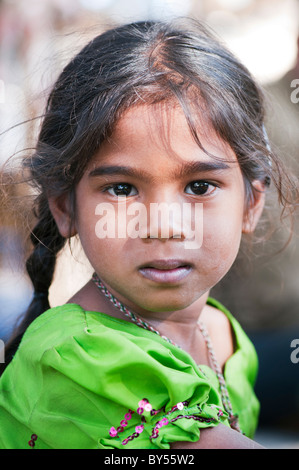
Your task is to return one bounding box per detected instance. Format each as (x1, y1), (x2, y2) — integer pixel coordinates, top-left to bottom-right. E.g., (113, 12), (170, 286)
(1, 196), (66, 372)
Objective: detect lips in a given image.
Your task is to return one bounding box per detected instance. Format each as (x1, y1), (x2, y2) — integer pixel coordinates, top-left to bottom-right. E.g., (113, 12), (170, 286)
(138, 259), (193, 284)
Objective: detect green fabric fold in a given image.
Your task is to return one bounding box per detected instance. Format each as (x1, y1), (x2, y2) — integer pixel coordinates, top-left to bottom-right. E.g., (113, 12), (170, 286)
(0, 300), (259, 449)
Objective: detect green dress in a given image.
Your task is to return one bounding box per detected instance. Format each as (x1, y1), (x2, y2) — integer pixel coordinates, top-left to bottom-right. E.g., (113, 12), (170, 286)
(0, 298), (259, 449)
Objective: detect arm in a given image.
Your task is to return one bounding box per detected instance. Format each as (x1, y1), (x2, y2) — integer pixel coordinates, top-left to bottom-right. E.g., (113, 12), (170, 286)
(170, 424), (265, 449)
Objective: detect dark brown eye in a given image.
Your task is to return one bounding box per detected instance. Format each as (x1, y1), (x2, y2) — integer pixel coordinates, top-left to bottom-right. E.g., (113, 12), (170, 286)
(185, 181), (216, 196)
(106, 183), (137, 197)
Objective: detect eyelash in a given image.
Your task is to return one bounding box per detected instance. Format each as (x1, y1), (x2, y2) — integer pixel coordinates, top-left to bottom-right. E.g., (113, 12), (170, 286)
(103, 183), (138, 197)
(102, 181), (219, 197)
(185, 181), (218, 196)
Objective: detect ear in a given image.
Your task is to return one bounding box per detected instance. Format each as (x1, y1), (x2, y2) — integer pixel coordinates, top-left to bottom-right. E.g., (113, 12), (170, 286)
(242, 180), (266, 234)
(48, 193), (77, 238)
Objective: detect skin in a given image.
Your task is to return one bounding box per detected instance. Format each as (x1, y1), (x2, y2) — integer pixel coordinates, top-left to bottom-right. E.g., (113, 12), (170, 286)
(49, 103), (265, 449)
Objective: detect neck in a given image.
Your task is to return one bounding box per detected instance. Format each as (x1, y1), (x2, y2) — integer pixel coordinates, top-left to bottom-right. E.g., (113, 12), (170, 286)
(137, 295), (209, 347)
(91, 273), (210, 359)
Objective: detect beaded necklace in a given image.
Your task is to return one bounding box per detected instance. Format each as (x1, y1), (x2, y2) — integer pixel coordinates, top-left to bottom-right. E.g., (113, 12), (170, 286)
(92, 272), (241, 433)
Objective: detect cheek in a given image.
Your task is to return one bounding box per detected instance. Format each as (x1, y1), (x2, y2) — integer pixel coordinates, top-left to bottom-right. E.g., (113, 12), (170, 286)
(76, 206), (133, 276)
(202, 209), (244, 271)
(80, 227), (126, 269)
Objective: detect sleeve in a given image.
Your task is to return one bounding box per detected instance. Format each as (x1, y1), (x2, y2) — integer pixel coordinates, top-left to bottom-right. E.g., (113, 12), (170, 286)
(0, 311), (229, 449)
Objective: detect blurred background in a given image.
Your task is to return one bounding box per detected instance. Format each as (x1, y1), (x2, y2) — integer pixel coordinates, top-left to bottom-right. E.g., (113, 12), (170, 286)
(0, 0), (298, 448)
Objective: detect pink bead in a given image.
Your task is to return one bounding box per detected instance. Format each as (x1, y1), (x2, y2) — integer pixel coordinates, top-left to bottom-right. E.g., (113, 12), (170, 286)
(135, 425), (144, 434)
(144, 403), (152, 412)
(161, 417), (169, 426)
(120, 419), (128, 427)
(124, 413), (132, 420)
(109, 426), (118, 437)
(151, 429), (159, 439)
(137, 407), (144, 415)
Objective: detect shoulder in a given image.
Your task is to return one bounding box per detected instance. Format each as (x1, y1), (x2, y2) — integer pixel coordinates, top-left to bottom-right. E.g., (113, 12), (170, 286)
(17, 303), (138, 365)
(6, 303), (221, 412)
(201, 299), (232, 330)
(200, 300), (234, 369)
(19, 303), (88, 353)
(16, 303), (194, 374)
(203, 298), (258, 381)
(203, 297), (255, 351)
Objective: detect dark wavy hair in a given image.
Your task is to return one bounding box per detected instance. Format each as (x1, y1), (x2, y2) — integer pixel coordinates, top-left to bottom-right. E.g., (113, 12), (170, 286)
(1, 18), (296, 373)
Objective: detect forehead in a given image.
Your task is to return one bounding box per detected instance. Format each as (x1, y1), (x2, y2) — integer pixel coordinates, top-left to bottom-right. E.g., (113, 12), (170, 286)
(91, 103), (239, 173)
(109, 103), (236, 161)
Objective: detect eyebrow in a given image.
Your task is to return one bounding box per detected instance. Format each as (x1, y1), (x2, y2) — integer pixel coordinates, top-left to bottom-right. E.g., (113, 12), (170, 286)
(88, 161), (231, 181)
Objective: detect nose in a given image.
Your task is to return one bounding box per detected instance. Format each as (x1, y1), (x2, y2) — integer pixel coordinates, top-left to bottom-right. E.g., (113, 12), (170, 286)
(124, 192), (203, 248)
(137, 187), (189, 242)
(140, 191), (204, 249)
(145, 200), (186, 241)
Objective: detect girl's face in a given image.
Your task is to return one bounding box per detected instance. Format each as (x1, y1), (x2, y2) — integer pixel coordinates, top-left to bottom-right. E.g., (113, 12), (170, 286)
(59, 104), (264, 316)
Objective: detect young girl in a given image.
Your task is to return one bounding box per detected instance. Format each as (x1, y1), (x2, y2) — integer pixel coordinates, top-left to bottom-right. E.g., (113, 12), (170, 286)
(0, 18), (295, 449)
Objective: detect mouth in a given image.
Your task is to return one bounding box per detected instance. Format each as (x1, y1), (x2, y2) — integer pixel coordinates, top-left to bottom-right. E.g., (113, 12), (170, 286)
(138, 259), (193, 284)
